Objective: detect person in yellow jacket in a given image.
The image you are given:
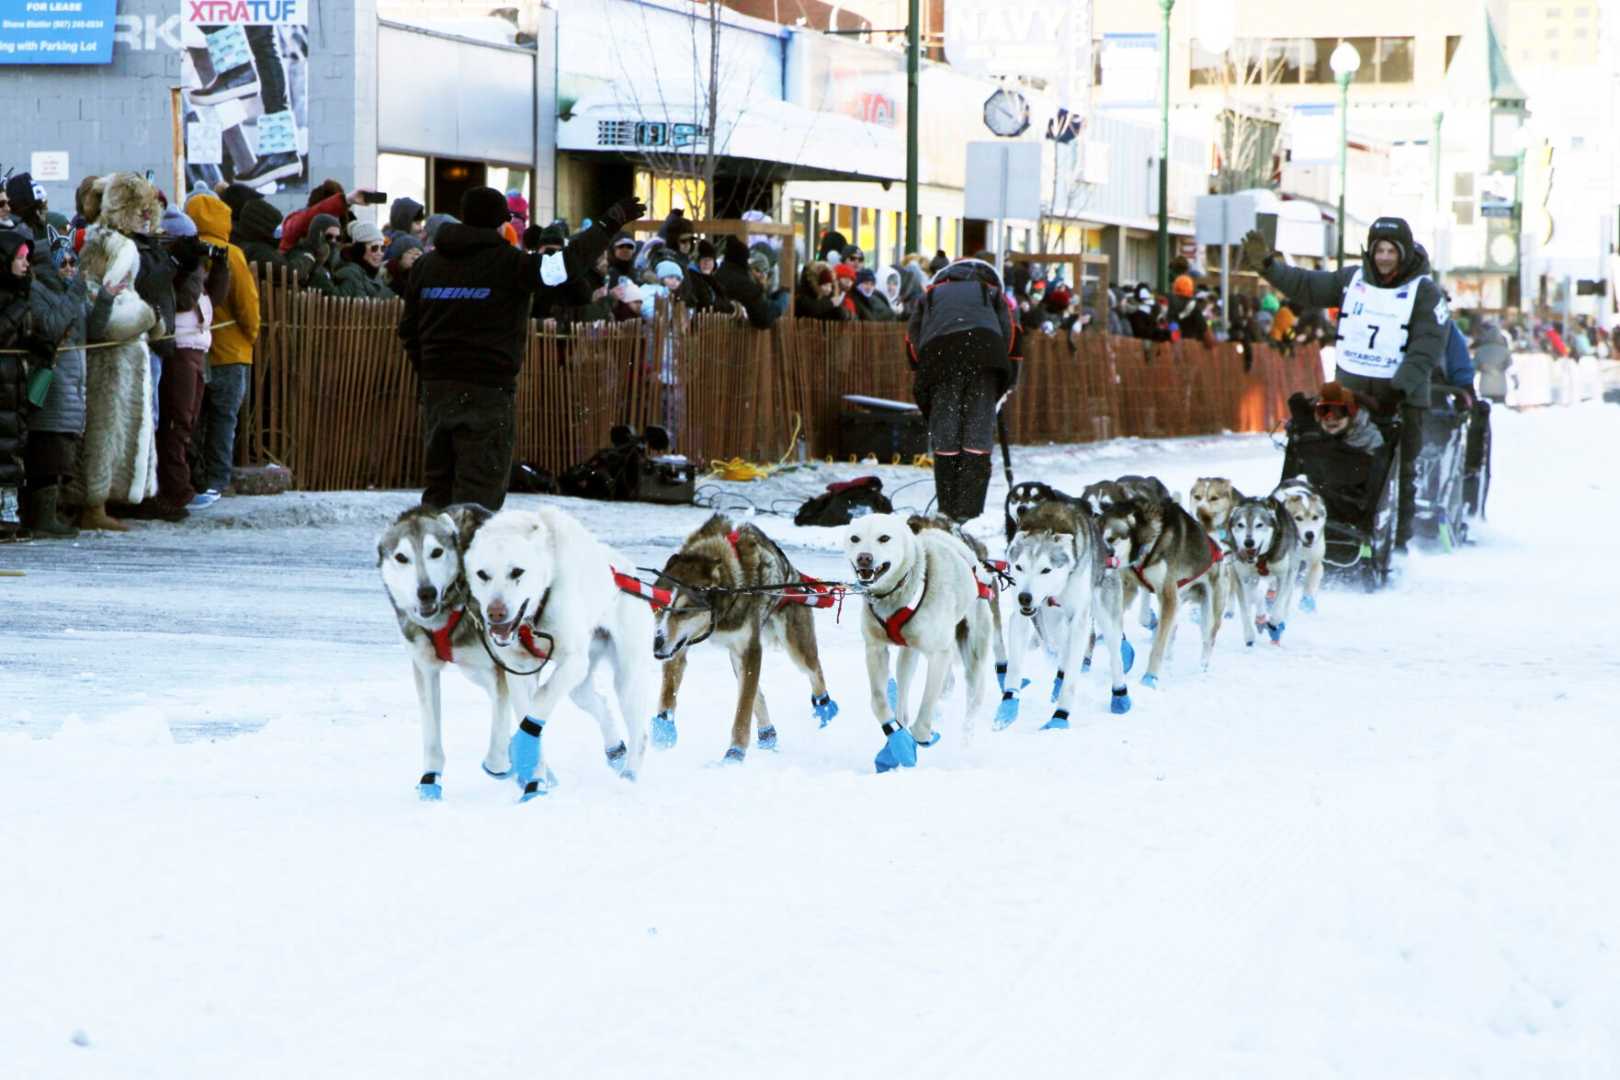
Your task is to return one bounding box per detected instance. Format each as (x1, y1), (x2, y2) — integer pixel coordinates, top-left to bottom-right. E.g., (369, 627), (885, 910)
(184, 192), (260, 509)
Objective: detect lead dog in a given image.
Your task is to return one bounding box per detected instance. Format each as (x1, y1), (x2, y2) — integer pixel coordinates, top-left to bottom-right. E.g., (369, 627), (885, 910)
(1272, 476), (1327, 613)
(463, 507), (657, 801)
(378, 504), (517, 800)
(650, 514), (839, 764)
(997, 501), (1131, 727)
(1227, 496), (1304, 645)
(845, 512), (993, 772)
(1099, 496), (1228, 686)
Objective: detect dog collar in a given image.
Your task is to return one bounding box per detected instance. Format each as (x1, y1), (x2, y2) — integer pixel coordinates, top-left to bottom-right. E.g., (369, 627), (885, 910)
(430, 607), (465, 664)
(869, 565), (928, 647)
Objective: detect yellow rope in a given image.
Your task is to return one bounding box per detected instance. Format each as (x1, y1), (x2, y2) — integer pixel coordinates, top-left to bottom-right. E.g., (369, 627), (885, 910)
(707, 413), (803, 482)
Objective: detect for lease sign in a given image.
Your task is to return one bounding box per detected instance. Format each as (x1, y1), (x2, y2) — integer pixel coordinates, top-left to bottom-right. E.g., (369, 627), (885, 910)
(0, 0), (116, 65)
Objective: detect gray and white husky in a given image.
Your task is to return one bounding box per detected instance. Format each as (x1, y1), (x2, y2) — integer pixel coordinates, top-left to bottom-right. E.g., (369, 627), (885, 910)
(1272, 476), (1327, 613)
(998, 501), (1131, 727)
(1227, 496), (1304, 646)
(377, 504), (515, 800)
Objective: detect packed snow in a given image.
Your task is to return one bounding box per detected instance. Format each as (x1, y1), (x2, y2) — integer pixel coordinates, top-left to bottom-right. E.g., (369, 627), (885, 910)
(3, 402), (1619, 1078)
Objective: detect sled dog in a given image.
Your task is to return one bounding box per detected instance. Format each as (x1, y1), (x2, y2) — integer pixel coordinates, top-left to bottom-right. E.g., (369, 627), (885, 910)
(1272, 476), (1327, 612)
(908, 513), (1008, 684)
(1099, 495), (1228, 685)
(378, 504), (520, 799)
(1188, 477), (1244, 545)
(999, 501), (1130, 726)
(1085, 474), (1177, 631)
(651, 515), (839, 762)
(463, 507), (657, 800)
(845, 512), (993, 760)
(1227, 496), (1304, 645)
(1003, 480), (1079, 543)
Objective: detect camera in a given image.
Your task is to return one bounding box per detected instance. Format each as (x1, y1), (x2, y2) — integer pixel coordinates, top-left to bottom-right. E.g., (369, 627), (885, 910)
(203, 242), (228, 260)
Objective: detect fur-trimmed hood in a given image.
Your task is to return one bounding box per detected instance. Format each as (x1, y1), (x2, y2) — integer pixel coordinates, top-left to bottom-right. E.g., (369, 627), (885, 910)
(95, 172), (162, 237)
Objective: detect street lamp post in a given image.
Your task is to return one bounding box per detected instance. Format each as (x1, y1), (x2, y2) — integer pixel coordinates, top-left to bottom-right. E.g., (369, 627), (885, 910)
(1156, 0), (1174, 294)
(905, 0), (920, 254)
(1330, 41), (1360, 269)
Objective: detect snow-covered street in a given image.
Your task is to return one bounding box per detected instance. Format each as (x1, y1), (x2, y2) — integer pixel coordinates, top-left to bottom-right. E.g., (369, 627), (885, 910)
(4, 403), (1619, 1078)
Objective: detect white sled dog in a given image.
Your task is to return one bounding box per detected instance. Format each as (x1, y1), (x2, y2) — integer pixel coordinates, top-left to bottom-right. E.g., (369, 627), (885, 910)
(1272, 476), (1327, 613)
(845, 512), (992, 769)
(378, 504), (520, 800)
(463, 507), (656, 801)
(1226, 496), (1304, 646)
(997, 501), (1131, 727)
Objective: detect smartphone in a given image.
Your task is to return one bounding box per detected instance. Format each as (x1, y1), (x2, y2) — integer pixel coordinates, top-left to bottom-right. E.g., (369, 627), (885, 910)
(361, 190), (388, 205)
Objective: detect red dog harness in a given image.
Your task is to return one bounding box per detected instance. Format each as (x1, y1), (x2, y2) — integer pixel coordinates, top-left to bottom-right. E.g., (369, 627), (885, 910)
(1132, 537), (1224, 594)
(430, 608), (464, 664)
(613, 567), (672, 610)
(724, 530), (838, 611)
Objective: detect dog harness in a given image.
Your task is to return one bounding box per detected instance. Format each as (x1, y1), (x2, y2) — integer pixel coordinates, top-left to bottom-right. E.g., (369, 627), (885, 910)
(724, 529), (838, 610)
(614, 567), (672, 610)
(869, 566), (929, 647)
(430, 608), (465, 664)
(1132, 536), (1224, 594)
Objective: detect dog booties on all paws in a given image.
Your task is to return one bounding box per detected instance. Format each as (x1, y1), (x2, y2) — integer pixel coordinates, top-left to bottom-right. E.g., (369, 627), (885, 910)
(758, 725), (779, 751)
(874, 726), (919, 773)
(1266, 620), (1286, 644)
(519, 767), (560, 803)
(417, 772), (443, 801)
(993, 691), (1021, 731)
(1300, 595), (1317, 613)
(1041, 709), (1070, 731)
(722, 746), (747, 764)
(1121, 637), (1136, 674)
(509, 718), (546, 788)
(1110, 686), (1132, 715)
(811, 693), (839, 729)
(651, 709), (677, 750)
(605, 741), (628, 774)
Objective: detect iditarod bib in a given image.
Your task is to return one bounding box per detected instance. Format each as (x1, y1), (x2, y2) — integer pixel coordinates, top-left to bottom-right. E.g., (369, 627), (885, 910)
(1335, 268), (1425, 379)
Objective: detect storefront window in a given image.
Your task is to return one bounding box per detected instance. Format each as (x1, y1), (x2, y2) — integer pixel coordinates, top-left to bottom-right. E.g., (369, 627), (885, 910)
(485, 166), (531, 205)
(1375, 37), (1413, 83)
(377, 153), (427, 211)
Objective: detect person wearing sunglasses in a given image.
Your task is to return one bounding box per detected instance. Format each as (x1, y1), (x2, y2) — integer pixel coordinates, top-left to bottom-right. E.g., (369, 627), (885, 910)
(332, 220), (395, 299)
(1312, 380), (1383, 453)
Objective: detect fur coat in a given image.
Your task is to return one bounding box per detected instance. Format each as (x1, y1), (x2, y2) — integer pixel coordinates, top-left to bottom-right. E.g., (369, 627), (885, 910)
(70, 173), (160, 508)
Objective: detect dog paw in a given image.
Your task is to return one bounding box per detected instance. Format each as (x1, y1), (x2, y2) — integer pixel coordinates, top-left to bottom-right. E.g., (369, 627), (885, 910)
(508, 719), (544, 788)
(811, 693), (839, 728)
(757, 726), (779, 751)
(605, 741), (628, 774)
(874, 728), (919, 772)
(1110, 687), (1132, 715)
(1041, 710), (1070, 731)
(481, 760), (511, 780)
(722, 746), (746, 765)
(518, 767), (558, 803)
(992, 692), (1021, 731)
(1141, 673), (1159, 689)
(914, 730), (941, 748)
(417, 772), (442, 801)
(650, 709), (677, 750)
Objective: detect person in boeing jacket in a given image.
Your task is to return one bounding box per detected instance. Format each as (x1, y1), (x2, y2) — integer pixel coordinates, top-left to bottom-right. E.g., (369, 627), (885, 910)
(398, 187), (645, 512)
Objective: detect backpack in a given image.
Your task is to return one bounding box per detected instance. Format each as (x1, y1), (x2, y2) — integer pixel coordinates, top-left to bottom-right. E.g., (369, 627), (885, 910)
(793, 476), (893, 527)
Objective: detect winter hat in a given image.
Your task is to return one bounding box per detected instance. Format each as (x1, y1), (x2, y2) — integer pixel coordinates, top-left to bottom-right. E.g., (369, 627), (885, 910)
(1316, 381), (1358, 416)
(169, 234), (206, 278)
(1259, 293), (1281, 313)
(747, 250), (771, 275)
(238, 197), (284, 239)
(663, 210), (694, 242)
(817, 230), (848, 260)
(534, 223), (567, 247)
(388, 197), (425, 234)
(834, 262), (857, 283)
(696, 238), (717, 261)
(855, 267), (876, 285)
(1048, 284), (1073, 308)
(612, 232), (636, 251)
(161, 205), (198, 237)
(816, 266), (835, 286)
(423, 213), (457, 246)
(613, 279), (644, 304)
(927, 251), (950, 275)
(460, 186), (510, 230)
(219, 182), (263, 220)
(844, 245), (866, 262)
(307, 213), (341, 241)
(6, 172), (38, 216)
(1365, 216), (1414, 266)
(1172, 274), (1195, 298)
(347, 219), (385, 245)
(386, 232), (422, 262)
(505, 191), (529, 223)
(654, 259), (684, 281)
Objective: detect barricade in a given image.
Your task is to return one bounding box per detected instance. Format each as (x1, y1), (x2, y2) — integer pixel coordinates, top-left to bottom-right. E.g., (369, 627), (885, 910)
(240, 274), (1324, 491)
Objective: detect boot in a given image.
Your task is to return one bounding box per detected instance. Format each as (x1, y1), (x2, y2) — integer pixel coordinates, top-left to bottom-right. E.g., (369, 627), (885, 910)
(27, 486), (79, 539)
(79, 503), (129, 532)
(953, 453), (993, 523)
(932, 454), (962, 519)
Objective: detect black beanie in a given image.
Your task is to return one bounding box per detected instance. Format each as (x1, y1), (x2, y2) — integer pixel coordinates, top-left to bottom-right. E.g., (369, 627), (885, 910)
(460, 186), (509, 230)
(6, 173), (38, 216)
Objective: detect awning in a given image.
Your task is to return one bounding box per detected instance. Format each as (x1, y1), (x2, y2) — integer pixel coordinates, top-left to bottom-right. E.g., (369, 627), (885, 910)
(557, 92), (905, 183)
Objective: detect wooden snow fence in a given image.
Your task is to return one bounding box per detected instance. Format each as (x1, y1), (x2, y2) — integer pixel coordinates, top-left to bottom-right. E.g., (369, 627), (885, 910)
(240, 273), (1323, 491)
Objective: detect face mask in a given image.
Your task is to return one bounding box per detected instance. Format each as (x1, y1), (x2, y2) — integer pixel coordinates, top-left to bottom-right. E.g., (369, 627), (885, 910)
(540, 251), (567, 286)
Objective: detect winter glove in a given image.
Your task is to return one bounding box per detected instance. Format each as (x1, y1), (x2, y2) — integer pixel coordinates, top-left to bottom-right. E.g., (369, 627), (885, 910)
(599, 196), (648, 231)
(1238, 229), (1273, 272)
(1449, 385), (1475, 410)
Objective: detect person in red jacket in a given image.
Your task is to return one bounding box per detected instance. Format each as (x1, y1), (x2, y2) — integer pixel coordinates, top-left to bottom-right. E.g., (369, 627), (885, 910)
(278, 179), (380, 254)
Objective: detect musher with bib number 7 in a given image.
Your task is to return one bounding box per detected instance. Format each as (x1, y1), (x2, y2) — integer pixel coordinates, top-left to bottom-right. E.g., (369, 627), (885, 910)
(1240, 217), (1448, 554)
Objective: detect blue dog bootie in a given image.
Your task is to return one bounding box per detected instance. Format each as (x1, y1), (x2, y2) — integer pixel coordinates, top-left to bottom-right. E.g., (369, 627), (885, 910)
(874, 722), (919, 773)
(993, 690), (1021, 731)
(651, 709), (678, 750)
(509, 718), (545, 788)
(811, 693), (839, 729)
(417, 772), (443, 801)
